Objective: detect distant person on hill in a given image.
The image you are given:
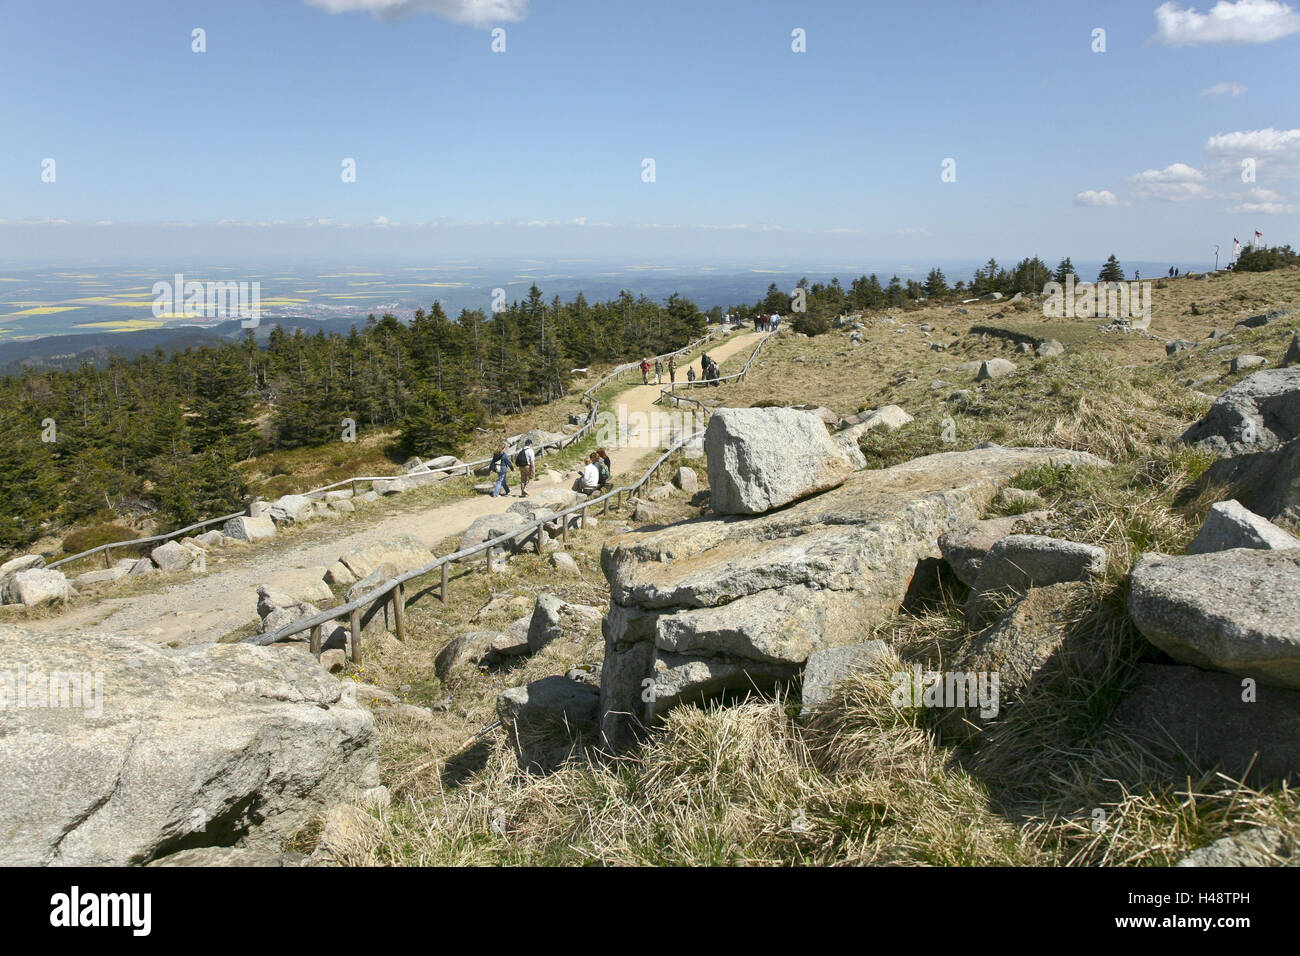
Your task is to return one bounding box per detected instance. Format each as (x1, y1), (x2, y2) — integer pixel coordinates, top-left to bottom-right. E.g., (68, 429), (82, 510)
(490, 443), (514, 498)
(1135, 269), (1140, 281)
(700, 352), (710, 377)
(640, 358), (651, 384)
(516, 439), (535, 497)
(770, 315), (779, 331)
(1169, 266), (1175, 278)
(1175, 268), (1180, 277)
(687, 366), (696, 383)
(654, 358), (663, 384)
(708, 359), (721, 386)
(668, 355), (677, 383)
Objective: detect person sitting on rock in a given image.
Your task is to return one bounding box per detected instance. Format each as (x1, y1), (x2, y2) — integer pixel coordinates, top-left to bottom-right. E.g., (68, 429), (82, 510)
(573, 453), (601, 497)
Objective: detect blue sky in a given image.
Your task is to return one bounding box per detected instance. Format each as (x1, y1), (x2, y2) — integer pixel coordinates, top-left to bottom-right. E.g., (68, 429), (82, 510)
(1, 0), (1298, 267)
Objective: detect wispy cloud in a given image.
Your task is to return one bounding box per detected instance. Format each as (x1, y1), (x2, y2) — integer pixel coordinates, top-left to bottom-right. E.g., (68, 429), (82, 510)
(1205, 127), (1300, 177)
(304, 0), (528, 27)
(1202, 80), (1248, 95)
(1152, 0), (1300, 47)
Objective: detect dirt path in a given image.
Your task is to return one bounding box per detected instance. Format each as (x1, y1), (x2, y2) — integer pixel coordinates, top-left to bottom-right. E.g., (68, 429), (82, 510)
(29, 332), (763, 646)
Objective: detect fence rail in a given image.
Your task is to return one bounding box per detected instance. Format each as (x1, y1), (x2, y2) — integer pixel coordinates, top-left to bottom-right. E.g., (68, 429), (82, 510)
(46, 327), (736, 572)
(242, 329), (776, 662)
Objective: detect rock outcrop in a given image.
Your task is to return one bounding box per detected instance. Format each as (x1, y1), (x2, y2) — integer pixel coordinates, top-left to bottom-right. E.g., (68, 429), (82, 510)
(0, 625), (379, 865)
(598, 444), (1109, 750)
(1129, 549), (1300, 689)
(1186, 499), (1300, 554)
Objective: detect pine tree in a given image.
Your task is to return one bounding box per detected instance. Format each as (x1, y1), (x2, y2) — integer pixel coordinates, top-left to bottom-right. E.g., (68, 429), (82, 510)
(1098, 254), (1125, 283)
(1053, 257), (1076, 283)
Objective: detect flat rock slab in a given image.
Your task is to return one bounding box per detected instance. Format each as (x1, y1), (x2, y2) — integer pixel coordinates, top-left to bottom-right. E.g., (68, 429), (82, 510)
(599, 445), (1109, 750)
(1129, 549), (1300, 689)
(1200, 438), (1300, 524)
(1181, 366), (1300, 455)
(1187, 499), (1300, 554)
(0, 625), (378, 865)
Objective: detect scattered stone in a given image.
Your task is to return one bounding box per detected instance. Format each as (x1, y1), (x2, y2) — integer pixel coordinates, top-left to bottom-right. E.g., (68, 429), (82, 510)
(345, 563), (398, 603)
(373, 477), (412, 495)
(435, 631), (523, 680)
(194, 530), (226, 548)
(938, 510), (1051, 587)
(976, 358), (1017, 381)
(1129, 549), (1300, 689)
(1235, 308), (1295, 329)
(800, 641), (892, 713)
(497, 676), (600, 770)
(150, 540), (195, 574)
(634, 502), (661, 523)
(1284, 330), (1300, 367)
(1166, 340), (1195, 356)
(319, 649), (347, 673)
(705, 407), (855, 516)
(2, 568), (76, 607)
(527, 594), (602, 654)
(1230, 355), (1268, 374)
(551, 552), (579, 574)
(329, 499), (355, 514)
(256, 586), (322, 639)
(222, 515), (276, 543)
(966, 535), (1106, 617)
(1187, 499), (1300, 554)
(127, 558), (156, 578)
(269, 494), (314, 526)
(73, 567), (128, 589)
(324, 562), (355, 587)
(1035, 339), (1065, 358)
(673, 466), (699, 493)
(338, 536), (431, 580)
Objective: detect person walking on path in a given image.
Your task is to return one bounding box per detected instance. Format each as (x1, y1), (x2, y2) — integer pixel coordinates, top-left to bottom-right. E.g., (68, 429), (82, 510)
(640, 358), (651, 384)
(668, 355), (677, 384)
(654, 358), (663, 385)
(490, 443), (514, 498)
(687, 366), (696, 384)
(516, 439), (535, 497)
(700, 352), (710, 379)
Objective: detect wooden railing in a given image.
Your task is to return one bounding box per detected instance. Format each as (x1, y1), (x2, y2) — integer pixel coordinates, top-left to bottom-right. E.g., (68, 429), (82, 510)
(46, 327), (734, 572)
(240, 329), (776, 663)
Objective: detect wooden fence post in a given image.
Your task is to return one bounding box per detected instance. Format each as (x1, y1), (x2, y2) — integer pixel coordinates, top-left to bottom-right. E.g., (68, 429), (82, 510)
(310, 624), (322, 660)
(441, 563), (449, 605)
(393, 582), (406, 641)
(349, 610), (362, 665)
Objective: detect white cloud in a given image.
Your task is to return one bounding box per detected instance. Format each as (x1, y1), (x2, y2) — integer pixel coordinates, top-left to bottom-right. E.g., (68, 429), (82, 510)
(1075, 189), (1126, 207)
(1127, 162), (1209, 201)
(1152, 0), (1300, 46)
(304, 0), (527, 26)
(1205, 127), (1300, 178)
(1225, 200), (1300, 212)
(1201, 81), (1248, 95)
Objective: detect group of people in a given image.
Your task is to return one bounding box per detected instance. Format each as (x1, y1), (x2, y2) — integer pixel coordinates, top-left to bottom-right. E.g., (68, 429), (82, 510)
(696, 351), (721, 386)
(640, 355), (679, 385)
(753, 314), (779, 332)
(489, 438), (614, 499)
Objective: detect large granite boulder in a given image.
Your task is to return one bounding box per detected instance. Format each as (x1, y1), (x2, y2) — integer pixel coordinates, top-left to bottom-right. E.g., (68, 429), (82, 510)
(337, 535), (431, 579)
(599, 444), (1109, 750)
(222, 515), (276, 543)
(965, 535), (1106, 618)
(1181, 366), (1300, 455)
(2, 568), (76, 608)
(1129, 549), (1300, 689)
(938, 511), (1051, 587)
(526, 594), (603, 654)
(705, 406), (856, 516)
(0, 626), (378, 865)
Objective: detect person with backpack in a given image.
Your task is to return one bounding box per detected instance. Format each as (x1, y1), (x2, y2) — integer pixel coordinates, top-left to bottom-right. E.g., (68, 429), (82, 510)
(640, 358), (651, 384)
(700, 352), (710, 378)
(654, 358), (663, 385)
(490, 443), (514, 498)
(516, 439), (536, 497)
(708, 359), (721, 386)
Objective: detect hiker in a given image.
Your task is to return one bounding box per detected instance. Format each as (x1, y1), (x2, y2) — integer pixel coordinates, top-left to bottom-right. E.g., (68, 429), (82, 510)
(1135, 270), (1140, 281)
(700, 352), (710, 378)
(516, 439), (535, 497)
(687, 366), (696, 383)
(708, 359), (721, 386)
(668, 355), (677, 383)
(771, 314), (779, 331)
(640, 358), (651, 384)
(654, 358), (663, 385)
(1168, 266), (1175, 278)
(573, 452), (601, 497)
(595, 447), (612, 488)
(490, 443), (514, 498)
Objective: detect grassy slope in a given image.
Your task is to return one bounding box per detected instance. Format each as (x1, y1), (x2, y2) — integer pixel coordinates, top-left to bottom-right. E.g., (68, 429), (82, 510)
(308, 270), (1300, 865)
